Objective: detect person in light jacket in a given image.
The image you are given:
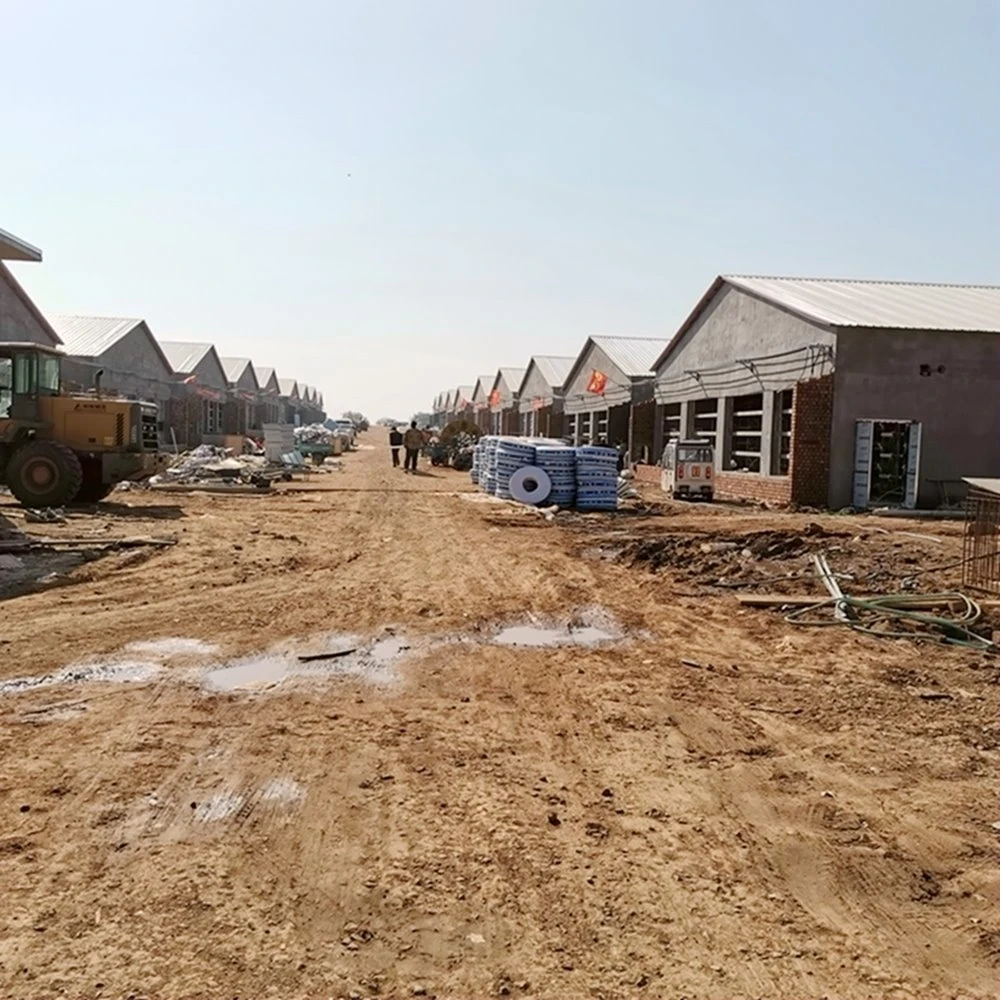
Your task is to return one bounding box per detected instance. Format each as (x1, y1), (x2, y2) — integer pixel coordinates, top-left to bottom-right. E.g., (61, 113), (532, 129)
(403, 421), (423, 473)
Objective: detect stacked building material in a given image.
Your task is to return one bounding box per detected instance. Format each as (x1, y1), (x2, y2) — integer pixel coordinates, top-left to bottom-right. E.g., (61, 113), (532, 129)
(480, 436), (501, 495)
(574, 446), (619, 511)
(534, 445), (577, 507)
(494, 439), (537, 500)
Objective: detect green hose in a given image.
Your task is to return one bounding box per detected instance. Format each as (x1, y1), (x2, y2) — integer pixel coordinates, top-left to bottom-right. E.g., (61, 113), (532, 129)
(785, 592), (996, 650)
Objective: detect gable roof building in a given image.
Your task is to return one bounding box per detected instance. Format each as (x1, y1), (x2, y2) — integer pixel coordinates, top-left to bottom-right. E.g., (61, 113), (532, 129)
(648, 273), (1000, 511)
(0, 226), (61, 347)
(52, 315), (176, 403)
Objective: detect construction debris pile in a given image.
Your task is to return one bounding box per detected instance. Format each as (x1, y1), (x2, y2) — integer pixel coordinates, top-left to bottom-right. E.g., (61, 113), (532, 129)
(471, 436), (621, 511)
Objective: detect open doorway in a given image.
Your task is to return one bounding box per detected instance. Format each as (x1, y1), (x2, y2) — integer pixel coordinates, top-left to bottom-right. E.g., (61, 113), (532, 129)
(853, 420), (922, 509)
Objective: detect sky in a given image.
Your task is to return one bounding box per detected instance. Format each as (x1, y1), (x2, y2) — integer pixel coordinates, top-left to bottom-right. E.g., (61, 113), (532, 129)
(4, 0), (998, 420)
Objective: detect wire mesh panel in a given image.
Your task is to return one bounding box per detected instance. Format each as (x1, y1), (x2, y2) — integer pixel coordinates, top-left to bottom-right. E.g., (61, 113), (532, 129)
(963, 488), (1000, 594)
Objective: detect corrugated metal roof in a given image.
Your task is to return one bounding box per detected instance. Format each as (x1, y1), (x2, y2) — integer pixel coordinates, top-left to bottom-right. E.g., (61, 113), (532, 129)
(725, 275), (1000, 333)
(964, 478), (1000, 496)
(219, 356), (256, 385)
(0, 226), (42, 262)
(159, 341), (214, 375)
(454, 385), (475, 406)
(472, 375), (494, 401)
(256, 366), (280, 392)
(51, 315), (144, 358)
(278, 378), (299, 398)
(591, 336), (671, 377)
(498, 367), (526, 392)
(530, 355), (575, 390)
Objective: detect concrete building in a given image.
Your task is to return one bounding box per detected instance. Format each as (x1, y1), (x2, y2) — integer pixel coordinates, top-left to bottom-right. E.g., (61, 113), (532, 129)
(517, 356), (574, 438)
(255, 367), (283, 426)
(651, 275), (1000, 509)
(53, 316), (175, 439)
(0, 227), (61, 347)
(220, 357), (261, 437)
(488, 368), (526, 435)
(470, 375), (495, 433)
(277, 378), (300, 424)
(562, 337), (669, 460)
(451, 385), (475, 424)
(159, 341), (230, 447)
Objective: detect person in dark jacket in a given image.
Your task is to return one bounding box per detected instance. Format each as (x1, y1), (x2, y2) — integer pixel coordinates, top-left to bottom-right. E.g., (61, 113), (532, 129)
(389, 426), (403, 467)
(402, 421), (424, 473)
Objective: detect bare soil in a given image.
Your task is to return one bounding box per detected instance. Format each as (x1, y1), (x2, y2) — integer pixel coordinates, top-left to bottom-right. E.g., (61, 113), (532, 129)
(0, 430), (997, 1000)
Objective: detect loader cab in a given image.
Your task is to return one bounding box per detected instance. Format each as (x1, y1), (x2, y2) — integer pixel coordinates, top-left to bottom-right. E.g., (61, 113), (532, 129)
(0, 343), (62, 424)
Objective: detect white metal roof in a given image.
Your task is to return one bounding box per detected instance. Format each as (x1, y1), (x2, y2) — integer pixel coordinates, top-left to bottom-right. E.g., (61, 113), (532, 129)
(497, 367), (526, 392)
(52, 315), (144, 357)
(454, 384), (475, 406)
(528, 355), (575, 390)
(963, 478), (1000, 496)
(159, 341), (215, 375)
(726, 275), (1000, 333)
(278, 377), (299, 398)
(472, 375), (495, 402)
(591, 336), (671, 377)
(219, 356), (259, 388)
(0, 226), (42, 262)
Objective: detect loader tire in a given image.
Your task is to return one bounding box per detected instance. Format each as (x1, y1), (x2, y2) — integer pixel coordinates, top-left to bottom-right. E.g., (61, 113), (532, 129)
(7, 440), (83, 509)
(72, 461), (115, 503)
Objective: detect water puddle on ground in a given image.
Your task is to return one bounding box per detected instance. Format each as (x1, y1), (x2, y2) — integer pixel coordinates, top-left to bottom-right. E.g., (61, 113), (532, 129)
(492, 623), (618, 647)
(489, 606), (624, 648)
(125, 637), (220, 657)
(0, 660), (162, 696)
(201, 635), (411, 694)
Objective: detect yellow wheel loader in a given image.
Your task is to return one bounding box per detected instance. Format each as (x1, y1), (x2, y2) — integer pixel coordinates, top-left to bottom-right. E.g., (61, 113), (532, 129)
(0, 342), (165, 507)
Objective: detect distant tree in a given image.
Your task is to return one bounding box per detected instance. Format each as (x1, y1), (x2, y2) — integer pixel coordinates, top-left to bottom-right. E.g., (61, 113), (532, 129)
(411, 411), (434, 428)
(342, 410), (369, 431)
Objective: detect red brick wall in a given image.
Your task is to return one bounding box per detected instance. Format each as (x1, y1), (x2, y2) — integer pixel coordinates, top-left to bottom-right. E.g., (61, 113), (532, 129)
(715, 472), (792, 505)
(634, 463), (661, 484)
(789, 373), (834, 507)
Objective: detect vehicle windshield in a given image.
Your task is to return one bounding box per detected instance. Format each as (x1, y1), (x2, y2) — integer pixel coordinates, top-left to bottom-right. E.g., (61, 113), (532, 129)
(0, 358), (11, 417)
(678, 447), (713, 463)
(39, 355), (60, 394)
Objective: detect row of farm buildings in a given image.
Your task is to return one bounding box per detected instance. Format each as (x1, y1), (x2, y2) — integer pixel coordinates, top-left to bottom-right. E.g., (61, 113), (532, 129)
(0, 226), (326, 449)
(432, 274), (1000, 510)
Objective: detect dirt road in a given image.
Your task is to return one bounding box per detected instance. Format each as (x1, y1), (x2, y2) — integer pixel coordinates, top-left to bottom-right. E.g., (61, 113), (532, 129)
(1, 431), (997, 999)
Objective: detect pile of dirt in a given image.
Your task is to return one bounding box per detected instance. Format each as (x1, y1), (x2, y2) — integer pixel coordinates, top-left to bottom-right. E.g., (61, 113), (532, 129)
(618, 524), (849, 581)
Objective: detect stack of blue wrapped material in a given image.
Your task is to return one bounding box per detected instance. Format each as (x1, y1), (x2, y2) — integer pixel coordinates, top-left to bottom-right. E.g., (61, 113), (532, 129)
(480, 436), (500, 494)
(574, 445), (619, 511)
(534, 445), (577, 507)
(494, 439), (537, 499)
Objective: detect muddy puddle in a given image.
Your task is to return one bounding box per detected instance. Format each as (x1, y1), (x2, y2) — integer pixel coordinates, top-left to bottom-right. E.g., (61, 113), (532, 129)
(0, 608), (628, 704)
(490, 606), (624, 648)
(201, 635), (411, 693)
(0, 660), (162, 696)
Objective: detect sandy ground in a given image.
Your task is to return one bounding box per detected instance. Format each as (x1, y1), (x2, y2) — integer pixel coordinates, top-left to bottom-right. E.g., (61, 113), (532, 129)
(0, 429), (998, 1000)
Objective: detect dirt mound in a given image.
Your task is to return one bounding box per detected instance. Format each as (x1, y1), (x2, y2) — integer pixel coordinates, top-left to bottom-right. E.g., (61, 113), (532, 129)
(619, 524), (848, 580)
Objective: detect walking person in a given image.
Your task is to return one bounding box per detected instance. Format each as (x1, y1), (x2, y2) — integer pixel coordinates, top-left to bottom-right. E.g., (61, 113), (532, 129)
(389, 425), (403, 468)
(403, 421), (423, 474)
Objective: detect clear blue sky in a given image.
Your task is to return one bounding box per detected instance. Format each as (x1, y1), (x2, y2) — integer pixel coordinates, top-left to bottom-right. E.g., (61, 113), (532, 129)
(4, 0), (998, 419)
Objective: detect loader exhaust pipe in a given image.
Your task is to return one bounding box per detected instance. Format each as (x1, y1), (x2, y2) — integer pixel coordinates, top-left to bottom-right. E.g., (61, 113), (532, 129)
(94, 368), (104, 398)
